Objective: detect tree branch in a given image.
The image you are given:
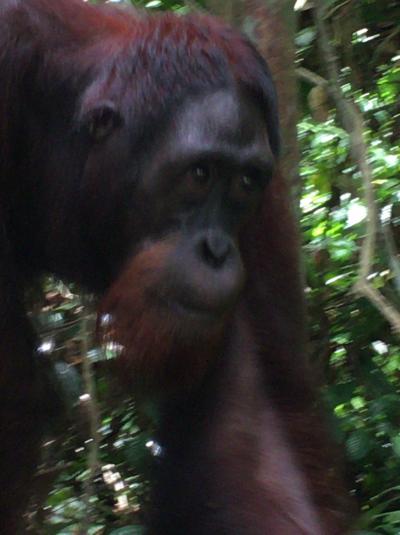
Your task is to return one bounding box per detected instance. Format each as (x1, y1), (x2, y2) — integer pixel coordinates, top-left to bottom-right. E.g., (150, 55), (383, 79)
(78, 298), (101, 534)
(296, 66), (327, 87)
(313, 0), (400, 336)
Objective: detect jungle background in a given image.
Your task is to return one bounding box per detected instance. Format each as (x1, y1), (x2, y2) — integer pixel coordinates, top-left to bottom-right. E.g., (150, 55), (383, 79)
(24, 0), (400, 533)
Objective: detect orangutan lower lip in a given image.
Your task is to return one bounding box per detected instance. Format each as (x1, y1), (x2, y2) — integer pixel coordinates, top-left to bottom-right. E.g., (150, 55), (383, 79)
(172, 299), (222, 318)
(155, 292), (226, 319)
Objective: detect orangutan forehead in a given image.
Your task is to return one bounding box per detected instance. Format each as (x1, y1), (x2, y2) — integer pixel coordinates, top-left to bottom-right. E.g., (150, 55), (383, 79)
(159, 89), (272, 164)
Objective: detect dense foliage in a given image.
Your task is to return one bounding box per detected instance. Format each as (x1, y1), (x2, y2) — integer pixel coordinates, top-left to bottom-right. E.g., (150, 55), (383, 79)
(24, 1), (400, 533)
(298, 3), (400, 532)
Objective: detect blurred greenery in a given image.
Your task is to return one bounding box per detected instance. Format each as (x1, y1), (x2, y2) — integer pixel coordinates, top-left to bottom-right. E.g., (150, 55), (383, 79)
(25, 0), (400, 533)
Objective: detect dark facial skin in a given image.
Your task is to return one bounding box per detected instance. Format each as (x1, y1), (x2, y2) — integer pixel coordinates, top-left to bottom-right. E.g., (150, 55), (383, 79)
(95, 87), (274, 391)
(136, 88), (274, 320)
(17, 85), (272, 324)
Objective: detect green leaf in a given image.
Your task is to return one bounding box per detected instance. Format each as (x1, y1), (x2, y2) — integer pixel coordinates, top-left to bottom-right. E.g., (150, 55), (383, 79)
(391, 435), (400, 458)
(109, 527), (145, 535)
(346, 430), (372, 461)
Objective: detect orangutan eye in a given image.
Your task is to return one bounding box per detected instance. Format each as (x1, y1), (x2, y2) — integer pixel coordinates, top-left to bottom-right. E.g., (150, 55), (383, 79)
(180, 164), (213, 202)
(230, 170), (264, 205)
(192, 165), (211, 184)
(240, 174), (256, 192)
